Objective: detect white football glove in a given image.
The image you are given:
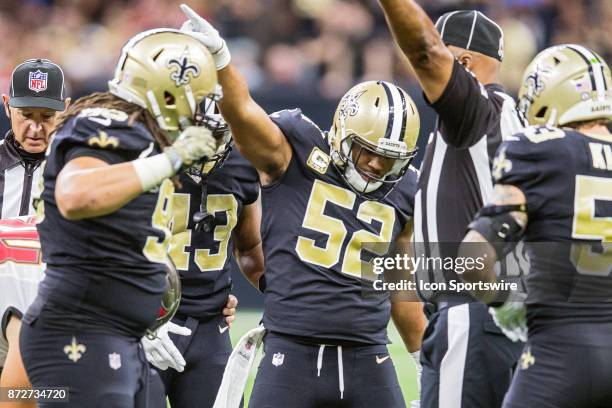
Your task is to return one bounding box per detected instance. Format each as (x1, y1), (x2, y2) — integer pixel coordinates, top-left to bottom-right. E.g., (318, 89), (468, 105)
(489, 292), (528, 343)
(180, 4), (231, 70)
(142, 321), (192, 372)
(165, 126), (217, 171)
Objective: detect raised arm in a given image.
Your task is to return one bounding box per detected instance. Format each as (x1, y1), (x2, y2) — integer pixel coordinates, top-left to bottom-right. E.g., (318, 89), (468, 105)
(217, 65), (291, 181)
(179, 4), (291, 182)
(378, 0), (454, 102)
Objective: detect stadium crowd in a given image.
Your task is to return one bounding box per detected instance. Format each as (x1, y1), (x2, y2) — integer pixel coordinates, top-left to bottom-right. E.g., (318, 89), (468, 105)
(0, 0), (609, 100)
(0, 1), (611, 407)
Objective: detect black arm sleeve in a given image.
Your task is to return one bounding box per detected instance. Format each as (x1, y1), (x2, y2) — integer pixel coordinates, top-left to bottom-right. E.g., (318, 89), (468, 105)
(429, 60), (503, 148)
(64, 146), (127, 165)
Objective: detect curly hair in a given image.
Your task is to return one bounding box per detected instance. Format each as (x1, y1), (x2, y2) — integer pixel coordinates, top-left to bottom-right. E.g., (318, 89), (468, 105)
(53, 91), (181, 188)
(53, 91), (172, 150)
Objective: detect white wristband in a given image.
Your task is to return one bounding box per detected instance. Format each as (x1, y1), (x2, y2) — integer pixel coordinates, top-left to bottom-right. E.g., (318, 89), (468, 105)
(213, 40), (231, 70)
(132, 153), (176, 192)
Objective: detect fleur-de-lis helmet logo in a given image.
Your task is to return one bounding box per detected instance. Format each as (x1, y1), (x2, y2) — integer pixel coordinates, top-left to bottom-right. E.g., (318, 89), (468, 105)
(339, 90), (367, 118)
(519, 62), (550, 117)
(167, 49), (201, 86)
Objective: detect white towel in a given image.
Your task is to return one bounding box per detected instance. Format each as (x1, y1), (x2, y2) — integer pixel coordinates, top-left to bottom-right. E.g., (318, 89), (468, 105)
(212, 325), (266, 408)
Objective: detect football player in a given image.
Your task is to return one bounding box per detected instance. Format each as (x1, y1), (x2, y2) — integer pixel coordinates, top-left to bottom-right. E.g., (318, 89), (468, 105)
(0, 217), (42, 408)
(19, 29), (224, 407)
(180, 5), (427, 407)
(145, 114), (263, 408)
(460, 44), (612, 407)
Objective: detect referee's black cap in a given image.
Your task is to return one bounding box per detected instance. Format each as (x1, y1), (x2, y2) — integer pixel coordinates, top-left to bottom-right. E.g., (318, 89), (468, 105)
(9, 58), (66, 111)
(435, 10), (504, 61)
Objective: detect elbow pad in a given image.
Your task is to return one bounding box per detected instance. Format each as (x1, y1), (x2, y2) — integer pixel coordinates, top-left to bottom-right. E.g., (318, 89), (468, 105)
(467, 204), (527, 259)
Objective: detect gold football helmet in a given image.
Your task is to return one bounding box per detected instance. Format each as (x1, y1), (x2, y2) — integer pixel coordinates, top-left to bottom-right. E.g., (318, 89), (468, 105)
(328, 81), (420, 199)
(147, 259), (181, 337)
(109, 28), (221, 138)
(518, 44), (612, 126)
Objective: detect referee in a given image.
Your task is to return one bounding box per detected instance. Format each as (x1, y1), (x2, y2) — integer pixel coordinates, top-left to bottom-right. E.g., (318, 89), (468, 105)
(0, 58), (69, 217)
(378, 2), (526, 407)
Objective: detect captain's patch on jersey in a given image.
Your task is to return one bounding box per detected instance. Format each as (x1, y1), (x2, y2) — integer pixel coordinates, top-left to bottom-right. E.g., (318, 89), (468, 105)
(307, 147), (330, 175)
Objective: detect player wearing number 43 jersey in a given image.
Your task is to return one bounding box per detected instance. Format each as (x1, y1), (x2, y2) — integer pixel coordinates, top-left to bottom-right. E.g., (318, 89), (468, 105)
(20, 29), (226, 407)
(180, 5), (427, 407)
(460, 44), (612, 408)
(146, 119), (263, 408)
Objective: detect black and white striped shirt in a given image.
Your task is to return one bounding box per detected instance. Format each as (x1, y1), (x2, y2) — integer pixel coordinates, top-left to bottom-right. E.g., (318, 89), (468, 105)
(0, 131), (43, 218)
(414, 60), (526, 301)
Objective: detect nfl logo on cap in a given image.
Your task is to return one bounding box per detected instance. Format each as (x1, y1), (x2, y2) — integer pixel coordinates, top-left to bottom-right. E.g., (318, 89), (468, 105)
(9, 58), (66, 111)
(28, 70), (48, 93)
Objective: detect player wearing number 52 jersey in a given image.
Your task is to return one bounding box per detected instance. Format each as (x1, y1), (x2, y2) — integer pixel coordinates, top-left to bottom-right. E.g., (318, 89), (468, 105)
(180, 6), (427, 407)
(20, 29), (225, 408)
(461, 44), (612, 408)
(242, 90), (424, 408)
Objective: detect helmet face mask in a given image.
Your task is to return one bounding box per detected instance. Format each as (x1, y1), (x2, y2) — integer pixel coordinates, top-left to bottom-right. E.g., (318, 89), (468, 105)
(188, 112), (233, 177)
(109, 28), (221, 140)
(329, 81), (420, 200)
(338, 134), (413, 197)
(518, 44), (612, 127)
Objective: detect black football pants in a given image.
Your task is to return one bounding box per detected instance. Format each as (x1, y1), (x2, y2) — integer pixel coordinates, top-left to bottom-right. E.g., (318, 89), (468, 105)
(503, 323), (612, 408)
(20, 309), (149, 407)
(248, 332), (405, 408)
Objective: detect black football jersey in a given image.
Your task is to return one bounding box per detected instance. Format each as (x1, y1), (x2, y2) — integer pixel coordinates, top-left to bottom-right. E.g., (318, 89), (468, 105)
(169, 148), (259, 320)
(261, 109), (417, 345)
(495, 126), (612, 331)
(36, 107), (174, 335)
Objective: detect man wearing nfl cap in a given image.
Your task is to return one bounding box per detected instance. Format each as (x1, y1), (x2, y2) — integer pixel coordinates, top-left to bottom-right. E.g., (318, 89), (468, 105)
(0, 58), (69, 218)
(378, 2), (527, 407)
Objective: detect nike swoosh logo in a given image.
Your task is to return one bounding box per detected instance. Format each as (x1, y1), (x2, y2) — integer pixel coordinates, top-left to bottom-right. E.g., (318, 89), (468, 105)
(218, 325), (229, 334)
(376, 355), (390, 364)
(88, 116), (112, 127)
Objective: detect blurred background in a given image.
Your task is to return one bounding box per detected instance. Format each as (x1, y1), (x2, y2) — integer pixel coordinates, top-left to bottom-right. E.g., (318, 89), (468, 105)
(1, 0), (609, 314)
(1, 0), (610, 147)
(2, 0), (609, 402)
